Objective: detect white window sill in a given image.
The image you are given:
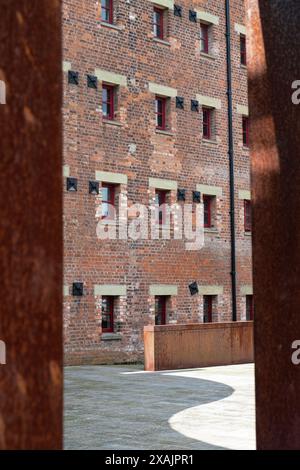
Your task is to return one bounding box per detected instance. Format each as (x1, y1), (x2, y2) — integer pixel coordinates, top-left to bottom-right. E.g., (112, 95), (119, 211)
(200, 52), (216, 61)
(100, 22), (123, 32)
(103, 119), (123, 127)
(101, 333), (122, 341)
(155, 129), (174, 137)
(153, 37), (171, 47)
(244, 231), (252, 237)
(202, 138), (218, 145)
(204, 227), (219, 234)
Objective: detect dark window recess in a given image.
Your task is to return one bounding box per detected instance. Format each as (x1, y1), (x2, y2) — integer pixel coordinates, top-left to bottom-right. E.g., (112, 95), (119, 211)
(174, 5), (182, 17)
(200, 23), (209, 54)
(155, 189), (167, 225)
(244, 200), (252, 232)
(68, 71), (79, 85)
(242, 116), (249, 146)
(176, 96), (184, 109)
(203, 296), (213, 323)
(189, 10), (197, 22)
(102, 183), (115, 220)
(155, 96), (166, 130)
(155, 296), (167, 325)
(72, 282), (83, 297)
(87, 75), (98, 89)
(102, 296), (114, 332)
(193, 191), (201, 203)
(153, 7), (164, 40)
(191, 100), (199, 112)
(246, 295), (254, 321)
(240, 34), (247, 65)
(203, 195), (212, 228)
(89, 181), (99, 195)
(102, 84), (115, 120)
(101, 0), (113, 24)
(203, 107), (211, 139)
(189, 282), (199, 296)
(66, 177), (77, 192)
(177, 189), (186, 201)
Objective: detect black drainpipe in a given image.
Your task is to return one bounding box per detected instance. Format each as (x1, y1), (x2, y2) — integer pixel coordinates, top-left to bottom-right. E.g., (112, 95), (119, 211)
(225, 0), (237, 321)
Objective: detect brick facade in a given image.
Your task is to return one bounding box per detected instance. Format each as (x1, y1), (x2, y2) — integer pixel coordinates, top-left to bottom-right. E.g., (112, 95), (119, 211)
(63, 0), (251, 365)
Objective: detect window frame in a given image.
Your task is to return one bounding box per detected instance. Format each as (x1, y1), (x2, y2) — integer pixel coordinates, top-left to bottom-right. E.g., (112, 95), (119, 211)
(153, 6), (164, 40)
(155, 296), (167, 325)
(240, 34), (247, 66)
(246, 295), (254, 321)
(203, 295), (213, 323)
(155, 95), (166, 130)
(202, 107), (211, 140)
(101, 183), (116, 220)
(242, 116), (249, 147)
(101, 296), (114, 333)
(155, 189), (168, 226)
(244, 199), (252, 233)
(200, 23), (209, 54)
(101, 0), (113, 25)
(102, 83), (115, 121)
(203, 195), (212, 228)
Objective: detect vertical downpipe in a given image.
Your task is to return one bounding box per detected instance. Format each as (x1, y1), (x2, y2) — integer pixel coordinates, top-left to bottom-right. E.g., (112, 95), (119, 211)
(225, 0), (237, 321)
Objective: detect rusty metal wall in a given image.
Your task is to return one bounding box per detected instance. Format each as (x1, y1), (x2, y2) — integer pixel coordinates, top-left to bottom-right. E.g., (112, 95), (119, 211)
(144, 322), (254, 371)
(0, 0), (63, 449)
(248, 0), (300, 450)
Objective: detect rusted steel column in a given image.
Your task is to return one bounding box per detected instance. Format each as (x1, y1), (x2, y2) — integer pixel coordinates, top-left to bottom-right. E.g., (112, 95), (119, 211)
(0, 1), (62, 449)
(248, 0), (300, 450)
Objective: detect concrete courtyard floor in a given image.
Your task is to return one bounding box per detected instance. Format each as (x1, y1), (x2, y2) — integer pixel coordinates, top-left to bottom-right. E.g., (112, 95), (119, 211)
(64, 363), (255, 450)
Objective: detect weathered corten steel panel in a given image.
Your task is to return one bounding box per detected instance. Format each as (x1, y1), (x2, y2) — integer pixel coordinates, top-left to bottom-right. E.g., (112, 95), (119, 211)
(0, 1), (63, 449)
(247, 0), (300, 450)
(144, 322), (253, 371)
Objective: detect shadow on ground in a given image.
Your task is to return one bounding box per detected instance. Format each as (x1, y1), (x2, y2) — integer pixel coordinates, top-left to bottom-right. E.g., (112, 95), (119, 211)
(64, 365), (234, 450)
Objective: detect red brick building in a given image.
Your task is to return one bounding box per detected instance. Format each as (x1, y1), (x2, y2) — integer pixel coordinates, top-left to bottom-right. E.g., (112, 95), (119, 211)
(63, 0), (252, 365)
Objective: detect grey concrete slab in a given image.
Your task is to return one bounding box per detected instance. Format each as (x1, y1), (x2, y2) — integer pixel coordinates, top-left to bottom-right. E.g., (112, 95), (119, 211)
(64, 364), (255, 450)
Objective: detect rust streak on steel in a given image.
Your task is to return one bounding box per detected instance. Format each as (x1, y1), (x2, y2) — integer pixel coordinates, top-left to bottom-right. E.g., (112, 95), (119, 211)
(0, 0), (63, 449)
(247, 0), (300, 449)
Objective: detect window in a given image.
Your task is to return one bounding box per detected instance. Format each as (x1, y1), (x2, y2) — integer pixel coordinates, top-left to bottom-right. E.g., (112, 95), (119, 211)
(203, 195), (213, 228)
(244, 199), (252, 232)
(203, 296), (213, 323)
(246, 295), (254, 321)
(155, 189), (167, 225)
(101, 0), (113, 24)
(153, 7), (164, 40)
(200, 23), (209, 54)
(155, 96), (166, 130)
(102, 84), (115, 120)
(102, 183), (115, 220)
(203, 107), (211, 139)
(242, 116), (249, 147)
(155, 296), (167, 325)
(240, 34), (247, 65)
(102, 296), (114, 332)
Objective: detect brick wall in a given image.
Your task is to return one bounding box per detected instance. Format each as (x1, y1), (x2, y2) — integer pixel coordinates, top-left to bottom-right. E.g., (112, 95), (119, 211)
(63, 0), (251, 365)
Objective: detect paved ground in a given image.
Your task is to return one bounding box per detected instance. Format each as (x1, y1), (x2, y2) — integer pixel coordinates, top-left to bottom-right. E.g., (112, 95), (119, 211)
(64, 363), (255, 450)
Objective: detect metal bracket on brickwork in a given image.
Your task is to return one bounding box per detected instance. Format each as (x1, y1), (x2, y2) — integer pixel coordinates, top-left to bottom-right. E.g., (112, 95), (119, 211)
(177, 189), (186, 201)
(87, 74), (97, 89)
(189, 282), (199, 296)
(72, 283), (84, 297)
(189, 10), (197, 22)
(89, 181), (99, 195)
(66, 177), (77, 192)
(193, 191), (201, 203)
(174, 5), (182, 17)
(68, 70), (79, 85)
(176, 96), (184, 109)
(191, 100), (199, 112)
